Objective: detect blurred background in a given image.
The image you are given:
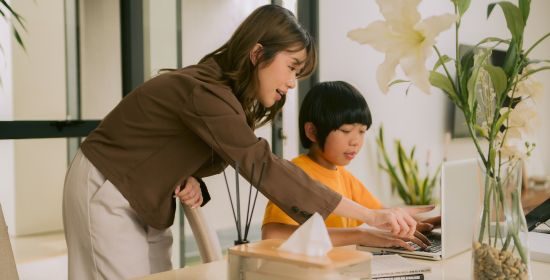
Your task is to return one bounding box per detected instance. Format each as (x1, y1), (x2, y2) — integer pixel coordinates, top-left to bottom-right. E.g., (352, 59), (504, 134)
(0, 1), (548, 279)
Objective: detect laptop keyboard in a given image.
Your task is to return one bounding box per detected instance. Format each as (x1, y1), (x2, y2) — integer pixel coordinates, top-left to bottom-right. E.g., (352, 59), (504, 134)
(409, 232), (441, 253)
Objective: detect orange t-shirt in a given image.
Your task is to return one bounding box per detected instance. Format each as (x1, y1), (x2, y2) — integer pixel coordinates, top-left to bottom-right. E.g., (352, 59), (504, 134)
(262, 154), (383, 228)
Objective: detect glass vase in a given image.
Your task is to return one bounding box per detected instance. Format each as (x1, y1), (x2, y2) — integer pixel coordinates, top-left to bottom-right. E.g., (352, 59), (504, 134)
(472, 162), (531, 280)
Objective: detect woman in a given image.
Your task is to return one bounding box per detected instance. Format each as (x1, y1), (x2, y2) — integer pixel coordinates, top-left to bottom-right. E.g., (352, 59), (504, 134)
(63, 4), (424, 280)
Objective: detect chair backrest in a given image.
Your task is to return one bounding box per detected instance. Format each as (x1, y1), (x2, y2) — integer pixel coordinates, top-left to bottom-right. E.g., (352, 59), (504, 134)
(182, 205), (222, 263)
(0, 203), (19, 280)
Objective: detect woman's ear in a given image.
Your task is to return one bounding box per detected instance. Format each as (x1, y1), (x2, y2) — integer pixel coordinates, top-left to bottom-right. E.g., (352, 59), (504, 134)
(304, 122), (318, 143)
(250, 43), (263, 66)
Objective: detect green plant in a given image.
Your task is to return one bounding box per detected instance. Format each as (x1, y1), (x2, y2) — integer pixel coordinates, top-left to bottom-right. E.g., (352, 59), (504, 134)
(349, 0), (548, 277)
(0, 0), (26, 49)
(376, 126), (441, 206)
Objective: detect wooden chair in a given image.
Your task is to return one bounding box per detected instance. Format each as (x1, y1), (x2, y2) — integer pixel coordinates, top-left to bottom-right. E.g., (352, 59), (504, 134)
(182, 205), (222, 263)
(0, 203), (19, 280)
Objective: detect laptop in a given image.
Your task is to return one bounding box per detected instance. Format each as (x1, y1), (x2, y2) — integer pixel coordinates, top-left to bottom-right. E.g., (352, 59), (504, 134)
(358, 158), (481, 260)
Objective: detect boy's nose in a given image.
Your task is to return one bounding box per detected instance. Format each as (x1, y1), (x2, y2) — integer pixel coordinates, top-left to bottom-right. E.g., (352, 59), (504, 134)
(350, 135), (361, 146)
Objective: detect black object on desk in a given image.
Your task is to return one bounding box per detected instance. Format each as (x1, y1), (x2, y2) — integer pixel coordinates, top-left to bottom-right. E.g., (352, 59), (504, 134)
(223, 162), (266, 245)
(526, 198), (550, 232)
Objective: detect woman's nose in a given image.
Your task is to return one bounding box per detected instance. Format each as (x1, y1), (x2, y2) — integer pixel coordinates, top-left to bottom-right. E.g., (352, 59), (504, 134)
(286, 77), (296, 89)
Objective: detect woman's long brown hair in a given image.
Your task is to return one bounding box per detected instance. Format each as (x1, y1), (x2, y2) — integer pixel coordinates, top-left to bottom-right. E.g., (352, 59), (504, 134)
(200, 4), (317, 129)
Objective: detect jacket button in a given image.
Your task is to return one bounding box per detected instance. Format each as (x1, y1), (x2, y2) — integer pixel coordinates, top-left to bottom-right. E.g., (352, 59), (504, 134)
(300, 211), (311, 218)
(291, 206), (299, 213)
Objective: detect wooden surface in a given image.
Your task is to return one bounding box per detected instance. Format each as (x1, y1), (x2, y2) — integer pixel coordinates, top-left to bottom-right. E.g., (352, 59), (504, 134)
(137, 248), (550, 280)
(522, 187), (550, 213)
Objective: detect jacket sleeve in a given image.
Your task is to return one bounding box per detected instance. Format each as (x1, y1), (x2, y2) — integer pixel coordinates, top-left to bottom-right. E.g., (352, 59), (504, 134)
(179, 84), (342, 224)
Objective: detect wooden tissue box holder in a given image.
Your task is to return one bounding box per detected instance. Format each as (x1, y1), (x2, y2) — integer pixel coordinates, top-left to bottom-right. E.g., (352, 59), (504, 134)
(227, 239), (372, 280)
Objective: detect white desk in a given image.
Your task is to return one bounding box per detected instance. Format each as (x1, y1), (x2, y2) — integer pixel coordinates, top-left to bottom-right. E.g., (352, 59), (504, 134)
(138, 249), (550, 280)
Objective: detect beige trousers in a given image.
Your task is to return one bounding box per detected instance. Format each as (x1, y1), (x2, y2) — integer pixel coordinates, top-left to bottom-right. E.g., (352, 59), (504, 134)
(63, 150), (173, 280)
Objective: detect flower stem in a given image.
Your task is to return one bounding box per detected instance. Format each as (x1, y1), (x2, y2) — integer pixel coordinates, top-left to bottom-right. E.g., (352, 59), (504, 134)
(525, 31), (550, 57)
(455, 8), (462, 95)
(466, 122), (488, 167)
(433, 45), (459, 96)
(478, 172), (491, 243)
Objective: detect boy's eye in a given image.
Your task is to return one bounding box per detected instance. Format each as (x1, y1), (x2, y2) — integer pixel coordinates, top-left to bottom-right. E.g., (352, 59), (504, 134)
(289, 66), (296, 71)
(338, 128), (351, 133)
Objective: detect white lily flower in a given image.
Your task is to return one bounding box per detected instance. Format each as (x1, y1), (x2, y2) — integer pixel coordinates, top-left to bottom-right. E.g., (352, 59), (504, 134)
(500, 99), (539, 136)
(509, 72), (543, 102)
(497, 128), (527, 159)
(347, 0), (456, 94)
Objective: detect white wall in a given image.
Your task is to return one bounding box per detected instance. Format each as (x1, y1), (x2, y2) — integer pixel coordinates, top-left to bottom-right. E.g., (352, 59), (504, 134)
(144, 0), (178, 79)
(0, 2), (15, 234)
(80, 0), (122, 119)
(318, 0), (550, 205)
(11, 0), (67, 235)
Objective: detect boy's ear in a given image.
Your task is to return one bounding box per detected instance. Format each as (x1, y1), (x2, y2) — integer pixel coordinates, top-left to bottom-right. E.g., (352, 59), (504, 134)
(250, 43), (263, 66)
(304, 122), (318, 143)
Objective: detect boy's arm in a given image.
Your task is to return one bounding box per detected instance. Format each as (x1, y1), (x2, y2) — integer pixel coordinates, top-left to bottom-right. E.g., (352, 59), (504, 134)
(262, 222), (420, 249)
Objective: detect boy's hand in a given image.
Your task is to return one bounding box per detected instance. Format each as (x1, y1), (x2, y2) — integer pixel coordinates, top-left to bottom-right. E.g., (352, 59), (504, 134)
(358, 229), (429, 251)
(367, 206), (434, 238)
(174, 176), (203, 209)
(418, 216), (441, 233)
(416, 222), (434, 233)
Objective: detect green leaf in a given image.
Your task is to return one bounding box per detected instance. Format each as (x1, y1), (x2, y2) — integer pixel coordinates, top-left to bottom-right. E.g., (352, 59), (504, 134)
(471, 102), (478, 126)
(492, 110), (511, 138)
(426, 164), (441, 204)
(525, 32), (550, 57)
(421, 177), (430, 204)
(376, 127), (411, 204)
(0, 0), (26, 30)
(466, 49), (492, 112)
(474, 37), (511, 48)
(404, 84), (413, 96)
(525, 59), (550, 65)
(0, 0), (26, 50)
(433, 55), (453, 71)
(396, 141), (410, 187)
(474, 124), (488, 139)
(388, 79), (410, 87)
(376, 126), (439, 205)
(503, 40), (518, 76)
(453, 0), (472, 16)
(487, 2), (525, 40)
(522, 66), (550, 78)
(519, 0), (531, 22)
(429, 71), (458, 103)
(482, 64), (507, 96)
(459, 49), (475, 106)
(489, 148), (496, 169)
(13, 27), (25, 51)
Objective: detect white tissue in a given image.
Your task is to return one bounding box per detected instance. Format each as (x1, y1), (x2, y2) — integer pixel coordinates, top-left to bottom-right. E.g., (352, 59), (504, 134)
(278, 212), (333, 257)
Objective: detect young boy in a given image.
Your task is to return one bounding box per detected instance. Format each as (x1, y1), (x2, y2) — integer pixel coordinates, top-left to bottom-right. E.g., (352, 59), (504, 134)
(262, 81), (430, 250)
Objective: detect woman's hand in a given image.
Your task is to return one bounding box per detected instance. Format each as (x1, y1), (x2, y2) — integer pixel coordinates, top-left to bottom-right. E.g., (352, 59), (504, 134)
(365, 206), (434, 238)
(358, 228), (430, 251)
(174, 177), (203, 209)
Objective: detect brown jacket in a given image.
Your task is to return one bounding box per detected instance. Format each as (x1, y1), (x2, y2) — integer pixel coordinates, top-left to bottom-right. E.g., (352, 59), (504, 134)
(81, 58), (342, 230)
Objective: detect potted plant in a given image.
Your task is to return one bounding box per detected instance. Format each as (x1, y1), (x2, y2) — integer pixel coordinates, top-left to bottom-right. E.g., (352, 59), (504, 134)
(376, 125), (441, 206)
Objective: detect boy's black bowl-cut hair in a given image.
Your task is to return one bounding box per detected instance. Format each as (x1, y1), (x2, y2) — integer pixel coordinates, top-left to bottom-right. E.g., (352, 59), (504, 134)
(299, 81), (372, 150)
